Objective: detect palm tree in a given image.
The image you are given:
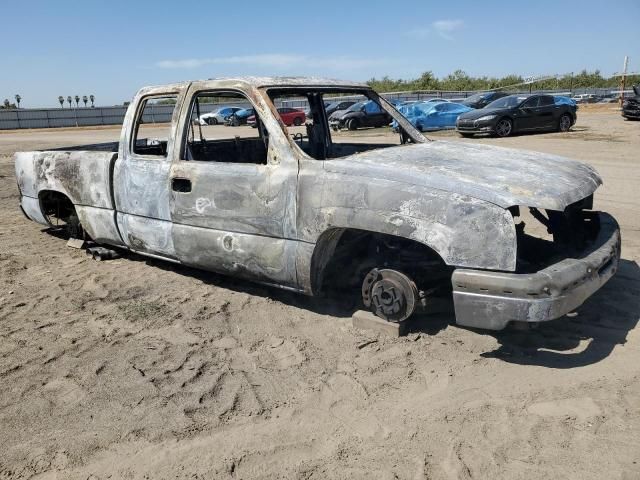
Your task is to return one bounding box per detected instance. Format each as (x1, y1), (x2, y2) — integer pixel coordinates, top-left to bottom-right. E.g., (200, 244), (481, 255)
(74, 95), (80, 107)
(67, 96), (72, 108)
(89, 94), (95, 107)
(82, 95), (88, 107)
(14, 94), (21, 108)
(58, 96), (64, 108)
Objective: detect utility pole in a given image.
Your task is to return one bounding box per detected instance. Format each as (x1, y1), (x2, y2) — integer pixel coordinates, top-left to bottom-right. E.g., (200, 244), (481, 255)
(620, 56), (629, 106)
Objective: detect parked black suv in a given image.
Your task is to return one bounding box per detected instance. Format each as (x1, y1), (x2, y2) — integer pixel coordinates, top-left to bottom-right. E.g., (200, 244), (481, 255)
(456, 94), (577, 137)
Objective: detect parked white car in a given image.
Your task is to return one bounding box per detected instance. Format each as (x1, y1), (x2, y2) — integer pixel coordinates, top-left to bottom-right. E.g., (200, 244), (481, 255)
(197, 106), (243, 125)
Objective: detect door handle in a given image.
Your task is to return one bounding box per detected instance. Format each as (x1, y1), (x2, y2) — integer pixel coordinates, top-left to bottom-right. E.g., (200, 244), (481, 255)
(172, 177), (192, 193)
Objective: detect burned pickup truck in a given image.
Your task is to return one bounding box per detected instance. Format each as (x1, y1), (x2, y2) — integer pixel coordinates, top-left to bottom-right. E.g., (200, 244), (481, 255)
(15, 77), (620, 330)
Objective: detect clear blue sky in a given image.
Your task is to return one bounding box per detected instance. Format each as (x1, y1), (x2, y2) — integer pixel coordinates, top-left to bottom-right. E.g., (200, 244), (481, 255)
(2, 0), (639, 107)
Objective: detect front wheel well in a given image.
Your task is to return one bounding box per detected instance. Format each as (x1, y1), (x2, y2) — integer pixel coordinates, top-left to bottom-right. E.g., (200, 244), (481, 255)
(310, 228), (452, 296)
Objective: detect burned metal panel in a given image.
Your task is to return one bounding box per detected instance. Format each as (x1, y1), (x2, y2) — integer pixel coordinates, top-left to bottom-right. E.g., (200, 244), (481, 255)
(113, 83), (190, 254)
(75, 206), (124, 246)
(165, 80), (301, 286)
(114, 158), (174, 221)
(323, 141), (601, 211)
(172, 223), (299, 288)
(452, 213), (621, 330)
(170, 156), (295, 237)
(20, 195), (49, 226)
(207, 76), (368, 89)
(296, 158), (518, 274)
(116, 212), (176, 258)
(14, 151), (116, 208)
(114, 82), (189, 220)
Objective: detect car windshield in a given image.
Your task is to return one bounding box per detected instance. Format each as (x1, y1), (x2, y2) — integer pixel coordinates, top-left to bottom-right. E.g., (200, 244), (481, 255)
(346, 102), (365, 112)
(486, 96), (528, 109)
(464, 93), (488, 102)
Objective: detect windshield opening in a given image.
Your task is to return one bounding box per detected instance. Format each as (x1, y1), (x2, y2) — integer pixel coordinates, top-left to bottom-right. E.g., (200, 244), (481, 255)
(464, 92), (488, 102)
(486, 96), (528, 109)
(266, 87), (425, 160)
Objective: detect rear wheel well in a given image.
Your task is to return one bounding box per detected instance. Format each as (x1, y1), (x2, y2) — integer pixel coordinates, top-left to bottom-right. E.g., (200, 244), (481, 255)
(311, 228), (451, 296)
(38, 190), (83, 237)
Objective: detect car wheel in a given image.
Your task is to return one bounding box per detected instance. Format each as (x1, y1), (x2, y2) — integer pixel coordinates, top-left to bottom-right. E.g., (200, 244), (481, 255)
(361, 268), (418, 323)
(210, 118), (218, 126)
(347, 118), (359, 131)
(558, 114), (572, 132)
(495, 118), (513, 137)
(293, 117), (303, 126)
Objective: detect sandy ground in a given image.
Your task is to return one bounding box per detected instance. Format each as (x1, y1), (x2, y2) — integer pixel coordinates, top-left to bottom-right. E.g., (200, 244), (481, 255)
(1, 110), (639, 479)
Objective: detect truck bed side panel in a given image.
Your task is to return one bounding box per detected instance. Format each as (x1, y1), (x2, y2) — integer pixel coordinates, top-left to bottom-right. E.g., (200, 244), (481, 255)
(15, 150), (117, 208)
(14, 150), (124, 245)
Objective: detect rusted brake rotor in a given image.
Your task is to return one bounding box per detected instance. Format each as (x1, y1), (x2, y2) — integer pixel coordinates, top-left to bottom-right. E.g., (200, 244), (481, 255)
(362, 268), (419, 323)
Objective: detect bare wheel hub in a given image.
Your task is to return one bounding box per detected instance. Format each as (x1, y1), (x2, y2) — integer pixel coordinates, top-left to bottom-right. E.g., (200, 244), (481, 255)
(362, 269), (419, 322)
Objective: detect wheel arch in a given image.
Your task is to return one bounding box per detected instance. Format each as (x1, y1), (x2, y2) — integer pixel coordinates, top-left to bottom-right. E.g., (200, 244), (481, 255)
(308, 227), (447, 295)
(37, 189), (80, 228)
(302, 198), (518, 295)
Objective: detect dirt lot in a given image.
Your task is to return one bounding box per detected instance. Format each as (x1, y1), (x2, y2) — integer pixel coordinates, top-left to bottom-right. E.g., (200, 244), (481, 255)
(1, 108), (639, 479)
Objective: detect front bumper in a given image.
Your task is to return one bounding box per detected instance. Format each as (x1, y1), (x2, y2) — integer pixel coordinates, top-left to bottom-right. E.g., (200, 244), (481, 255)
(451, 212), (621, 330)
(622, 107), (640, 119)
(456, 118), (496, 133)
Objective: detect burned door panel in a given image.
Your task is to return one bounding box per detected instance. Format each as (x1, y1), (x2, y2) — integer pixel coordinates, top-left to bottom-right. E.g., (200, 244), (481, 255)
(113, 86), (186, 256)
(167, 84), (300, 286)
(172, 224), (299, 287)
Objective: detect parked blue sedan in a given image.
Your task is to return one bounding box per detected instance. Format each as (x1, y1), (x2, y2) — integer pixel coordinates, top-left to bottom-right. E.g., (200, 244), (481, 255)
(394, 101), (473, 131)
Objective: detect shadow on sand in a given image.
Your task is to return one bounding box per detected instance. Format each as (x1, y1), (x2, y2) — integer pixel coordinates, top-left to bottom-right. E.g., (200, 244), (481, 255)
(104, 242), (639, 368)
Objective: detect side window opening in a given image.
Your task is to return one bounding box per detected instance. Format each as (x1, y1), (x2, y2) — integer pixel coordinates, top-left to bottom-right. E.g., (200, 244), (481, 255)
(182, 91), (268, 165)
(132, 95), (177, 157)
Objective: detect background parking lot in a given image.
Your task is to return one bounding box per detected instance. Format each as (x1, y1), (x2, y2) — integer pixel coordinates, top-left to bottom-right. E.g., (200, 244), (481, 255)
(0, 105), (639, 479)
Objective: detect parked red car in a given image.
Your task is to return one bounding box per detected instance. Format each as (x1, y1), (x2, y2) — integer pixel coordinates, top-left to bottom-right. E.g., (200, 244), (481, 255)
(248, 107), (306, 127)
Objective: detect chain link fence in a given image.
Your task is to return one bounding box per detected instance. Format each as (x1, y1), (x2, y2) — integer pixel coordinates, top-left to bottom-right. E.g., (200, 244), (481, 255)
(0, 87), (629, 130)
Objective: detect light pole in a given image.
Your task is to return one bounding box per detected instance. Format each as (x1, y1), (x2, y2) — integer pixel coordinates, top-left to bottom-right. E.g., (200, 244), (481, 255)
(67, 96), (72, 108)
(74, 95), (80, 108)
(83, 95), (88, 107)
(14, 94), (21, 109)
(58, 96), (64, 108)
(89, 94), (95, 107)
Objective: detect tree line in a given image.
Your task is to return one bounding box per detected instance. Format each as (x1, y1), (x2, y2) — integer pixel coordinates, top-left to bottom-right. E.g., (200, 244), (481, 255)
(366, 69), (640, 92)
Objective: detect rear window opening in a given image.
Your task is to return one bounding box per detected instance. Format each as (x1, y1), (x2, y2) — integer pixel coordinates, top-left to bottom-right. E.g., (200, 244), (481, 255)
(266, 87), (424, 160)
(132, 95), (177, 157)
